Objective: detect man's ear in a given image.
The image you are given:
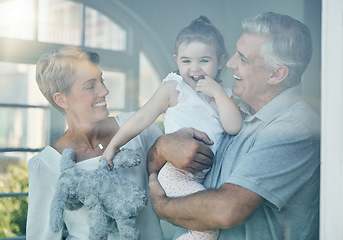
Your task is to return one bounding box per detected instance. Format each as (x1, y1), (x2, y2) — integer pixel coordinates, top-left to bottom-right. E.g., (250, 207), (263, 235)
(53, 92), (68, 110)
(268, 65), (289, 85)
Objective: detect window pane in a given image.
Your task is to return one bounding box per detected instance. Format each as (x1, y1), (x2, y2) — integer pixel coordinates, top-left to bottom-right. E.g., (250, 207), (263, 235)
(0, 159), (28, 237)
(0, 0), (35, 40)
(139, 52), (160, 106)
(85, 7), (127, 51)
(0, 62), (49, 150)
(103, 71), (126, 109)
(0, 107), (47, 149)
(38, 0), (82, 45)
(0, 62), (47, 106)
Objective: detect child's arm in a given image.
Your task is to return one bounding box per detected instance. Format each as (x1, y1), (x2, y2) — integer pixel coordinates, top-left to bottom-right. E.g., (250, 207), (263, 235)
(102, 80), (179, 168)
(195, 76), (242, 135)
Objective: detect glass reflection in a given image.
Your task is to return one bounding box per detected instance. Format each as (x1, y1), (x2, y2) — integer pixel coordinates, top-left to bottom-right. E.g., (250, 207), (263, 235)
(38, 0), (82, 45)
(0, 0), (35, 40)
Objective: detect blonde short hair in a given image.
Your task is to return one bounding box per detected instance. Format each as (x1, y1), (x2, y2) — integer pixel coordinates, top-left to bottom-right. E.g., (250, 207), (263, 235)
(36, 46), (100, 114)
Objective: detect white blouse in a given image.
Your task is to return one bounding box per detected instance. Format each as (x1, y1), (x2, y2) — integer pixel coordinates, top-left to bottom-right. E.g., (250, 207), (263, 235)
(26, 113), (164, 240)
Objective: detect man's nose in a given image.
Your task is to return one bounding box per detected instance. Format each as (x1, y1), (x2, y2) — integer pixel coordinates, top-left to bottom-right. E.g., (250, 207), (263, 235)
(226, 53), (238, 69)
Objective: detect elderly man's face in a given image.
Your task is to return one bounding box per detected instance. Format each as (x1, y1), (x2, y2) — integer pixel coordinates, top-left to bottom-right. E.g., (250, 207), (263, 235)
(226, 33), (275, 113)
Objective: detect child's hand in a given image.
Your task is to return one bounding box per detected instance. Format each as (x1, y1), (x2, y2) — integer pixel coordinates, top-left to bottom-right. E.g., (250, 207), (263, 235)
(195, 76), (224, 98)
(100, 147), (120, 169)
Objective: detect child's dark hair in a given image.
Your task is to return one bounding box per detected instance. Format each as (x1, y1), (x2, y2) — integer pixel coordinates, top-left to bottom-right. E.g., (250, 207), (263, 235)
(175, 16), (228, 62)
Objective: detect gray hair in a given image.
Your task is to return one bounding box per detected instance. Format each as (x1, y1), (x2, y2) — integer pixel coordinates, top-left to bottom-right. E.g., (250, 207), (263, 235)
(242, 12), (312, 87)
(36, 46), (100, 114)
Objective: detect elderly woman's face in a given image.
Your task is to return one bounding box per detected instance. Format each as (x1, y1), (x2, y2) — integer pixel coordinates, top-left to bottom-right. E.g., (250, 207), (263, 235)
(64, 59), (109, 124)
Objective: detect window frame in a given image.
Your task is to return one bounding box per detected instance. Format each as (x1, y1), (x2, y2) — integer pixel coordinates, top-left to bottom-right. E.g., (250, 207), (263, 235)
(0, 1), (170, 238)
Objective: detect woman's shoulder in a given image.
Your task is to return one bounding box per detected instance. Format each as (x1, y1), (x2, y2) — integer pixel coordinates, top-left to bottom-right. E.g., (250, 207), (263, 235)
(113, 113), (132, 127)
(28, 146), (61, 171)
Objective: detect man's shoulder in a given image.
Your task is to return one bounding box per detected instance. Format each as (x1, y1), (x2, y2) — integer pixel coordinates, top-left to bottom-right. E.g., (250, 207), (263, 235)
(285, 99), (320, 129)
(256, 99), (320, 144)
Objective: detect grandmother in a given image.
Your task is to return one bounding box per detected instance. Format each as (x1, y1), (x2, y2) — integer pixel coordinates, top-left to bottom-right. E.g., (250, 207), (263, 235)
(26, 46), (166, 240)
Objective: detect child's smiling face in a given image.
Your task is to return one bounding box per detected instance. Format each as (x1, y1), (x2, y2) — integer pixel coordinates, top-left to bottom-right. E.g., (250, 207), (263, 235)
(174, 41), (221, 89)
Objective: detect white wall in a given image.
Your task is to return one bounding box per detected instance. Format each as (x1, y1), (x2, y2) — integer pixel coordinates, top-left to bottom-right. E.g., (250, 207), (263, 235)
(320, 0), (343, 239)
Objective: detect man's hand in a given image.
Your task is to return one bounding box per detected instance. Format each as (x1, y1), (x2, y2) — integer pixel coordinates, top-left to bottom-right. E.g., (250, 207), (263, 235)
(147, 128), (214, 174)
(148, 173), (168, 218)
(149, 173), (266, 231)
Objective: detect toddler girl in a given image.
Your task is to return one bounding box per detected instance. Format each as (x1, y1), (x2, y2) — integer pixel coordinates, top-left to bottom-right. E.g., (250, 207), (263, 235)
(102, 16), (242, 240)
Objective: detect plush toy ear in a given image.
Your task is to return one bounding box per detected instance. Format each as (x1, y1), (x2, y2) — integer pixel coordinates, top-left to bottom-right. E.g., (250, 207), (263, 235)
(60, 148), (76, 171)
(113, 149), (141, 169)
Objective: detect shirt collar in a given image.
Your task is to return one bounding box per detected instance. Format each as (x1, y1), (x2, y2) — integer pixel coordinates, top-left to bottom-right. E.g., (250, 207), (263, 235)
(237, 84), (302, 122)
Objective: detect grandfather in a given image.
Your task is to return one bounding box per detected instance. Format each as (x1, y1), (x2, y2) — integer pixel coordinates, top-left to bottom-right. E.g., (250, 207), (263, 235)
(148, 12), (320, 240)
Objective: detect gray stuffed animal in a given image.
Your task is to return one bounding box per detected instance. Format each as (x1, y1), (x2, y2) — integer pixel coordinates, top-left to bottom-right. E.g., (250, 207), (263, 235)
(49, 148), (148, 240)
